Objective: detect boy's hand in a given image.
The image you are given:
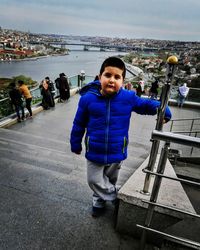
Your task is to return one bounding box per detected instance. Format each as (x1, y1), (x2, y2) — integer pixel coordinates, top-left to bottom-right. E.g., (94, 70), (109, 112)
(163, 119), (167, 124)
(163, 118), (170, 124)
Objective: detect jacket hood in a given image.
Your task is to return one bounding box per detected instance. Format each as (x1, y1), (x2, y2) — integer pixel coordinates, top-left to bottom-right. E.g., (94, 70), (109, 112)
(79, 80), (101, 96)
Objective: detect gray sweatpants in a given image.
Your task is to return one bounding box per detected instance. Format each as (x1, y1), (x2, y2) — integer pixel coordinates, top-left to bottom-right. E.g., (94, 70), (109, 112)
(87, 160), (122, 208)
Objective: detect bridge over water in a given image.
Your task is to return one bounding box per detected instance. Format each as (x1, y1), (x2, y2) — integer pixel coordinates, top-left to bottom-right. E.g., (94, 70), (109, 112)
(29, 40), (159, 52)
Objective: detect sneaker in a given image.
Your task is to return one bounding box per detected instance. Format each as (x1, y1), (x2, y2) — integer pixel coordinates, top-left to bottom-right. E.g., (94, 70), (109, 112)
(22, 117), (26, 121)
(91, 206), (105, 218)
(17, 118), (22, 123)
(112, 198), (119, 207)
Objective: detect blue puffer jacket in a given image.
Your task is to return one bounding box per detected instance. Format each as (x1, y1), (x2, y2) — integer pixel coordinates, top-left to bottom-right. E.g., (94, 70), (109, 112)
(70, 80), (171, 164)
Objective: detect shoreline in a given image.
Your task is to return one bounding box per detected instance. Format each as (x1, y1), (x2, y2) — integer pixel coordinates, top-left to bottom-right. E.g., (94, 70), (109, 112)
(0, 53), (69, 63)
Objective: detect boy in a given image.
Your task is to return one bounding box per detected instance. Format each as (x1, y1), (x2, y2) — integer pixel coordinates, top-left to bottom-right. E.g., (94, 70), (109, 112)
(70, 57), (171, 217)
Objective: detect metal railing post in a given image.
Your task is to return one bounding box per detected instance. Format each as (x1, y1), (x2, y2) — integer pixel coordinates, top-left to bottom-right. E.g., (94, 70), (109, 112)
(170, 120), (174, 132)
(190, 131), (197, 156)
(78, 75), (81, 87)
(189, 119), (195, 136)
(140, 142), (170, 250)
(141, 56), (178, 194)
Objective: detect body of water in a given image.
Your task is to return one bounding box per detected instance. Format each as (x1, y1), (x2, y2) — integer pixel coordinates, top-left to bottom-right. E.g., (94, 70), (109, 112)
(0, 50), (129, 83)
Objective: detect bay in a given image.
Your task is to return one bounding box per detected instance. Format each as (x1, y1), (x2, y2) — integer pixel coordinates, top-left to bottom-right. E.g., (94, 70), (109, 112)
(0, 50), (128, 83)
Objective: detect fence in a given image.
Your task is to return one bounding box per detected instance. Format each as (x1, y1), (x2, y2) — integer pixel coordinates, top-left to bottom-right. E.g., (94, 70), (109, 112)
(169, 117), (200, 156)
(0, 74), (94, 120)
(170, 86), (200, 103)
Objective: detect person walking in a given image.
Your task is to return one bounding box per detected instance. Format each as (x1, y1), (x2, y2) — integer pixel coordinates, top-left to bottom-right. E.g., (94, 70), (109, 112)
(177, 83), (189, 108)
(70, 57), (172, 218)
(9, 82), (25, 122)
(18, 80), (33, 118)
(149, 79), (159, 99)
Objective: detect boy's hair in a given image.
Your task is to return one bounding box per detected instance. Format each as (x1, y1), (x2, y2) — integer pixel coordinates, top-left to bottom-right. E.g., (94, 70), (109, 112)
(99, 57), (126, 79)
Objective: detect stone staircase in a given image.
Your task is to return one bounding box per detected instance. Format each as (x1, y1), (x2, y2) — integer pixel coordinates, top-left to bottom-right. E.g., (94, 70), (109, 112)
(0, 94), (199, 250)
(0, 127), (158, 250)
(0, 127), (90, 206)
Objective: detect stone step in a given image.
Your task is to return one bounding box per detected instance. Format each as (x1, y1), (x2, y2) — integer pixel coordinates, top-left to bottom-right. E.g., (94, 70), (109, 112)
(0, 127), (157, 250)
(0, 136), (85, 170)
(0, 127), (70, 153)
(0, 142), (81, 176)
(0, 127), (145, 187)
(0, 155), (91, 205)
(0, 127), (90, 205)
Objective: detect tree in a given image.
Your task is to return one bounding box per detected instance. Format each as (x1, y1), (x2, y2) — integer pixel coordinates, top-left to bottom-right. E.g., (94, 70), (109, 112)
(12, 75), (37, 88)
(184, 65), (191, 75)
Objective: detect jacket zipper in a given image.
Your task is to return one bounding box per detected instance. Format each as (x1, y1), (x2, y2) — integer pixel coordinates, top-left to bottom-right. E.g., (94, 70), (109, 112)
(104, 99), (110, 163)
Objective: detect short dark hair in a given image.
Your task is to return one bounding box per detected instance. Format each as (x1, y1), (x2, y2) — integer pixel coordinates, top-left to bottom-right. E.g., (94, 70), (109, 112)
(10, 82), (16, 88)
(18, 80), (24, 85)
(59, 73), (66, 77)
(45, 76), (50, 80)
(99, 57), (126, 79)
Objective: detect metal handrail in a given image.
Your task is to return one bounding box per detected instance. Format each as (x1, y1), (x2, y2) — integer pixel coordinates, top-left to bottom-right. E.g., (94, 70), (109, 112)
(151, 130), (200, 148)
(138, 225), (200, 250)
(142, 200), (200, 219)
(171, 130), (200, 134)
(141, 57), (178, 195)
(170, 117), (200, 133)
(139, 130), (200, 250)
(170, 117), (200, 122)
(143, 168), (200, 187)
(170, 117), (200, 156)
(139, 56), (200, 249)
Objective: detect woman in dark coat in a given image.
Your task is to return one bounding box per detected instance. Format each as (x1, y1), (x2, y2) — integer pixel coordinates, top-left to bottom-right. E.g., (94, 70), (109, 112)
(58, 73), (70, 102)
(40, 79), (54, 109)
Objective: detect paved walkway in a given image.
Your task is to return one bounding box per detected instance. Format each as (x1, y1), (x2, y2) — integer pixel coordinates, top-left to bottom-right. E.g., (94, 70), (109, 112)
(0, 94), (199, 250)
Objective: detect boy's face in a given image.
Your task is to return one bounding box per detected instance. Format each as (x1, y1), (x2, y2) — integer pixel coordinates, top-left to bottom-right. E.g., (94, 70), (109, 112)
(99, 66), (123, 96)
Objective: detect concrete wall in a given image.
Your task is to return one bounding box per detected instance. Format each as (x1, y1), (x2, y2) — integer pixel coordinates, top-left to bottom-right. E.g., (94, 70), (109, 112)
(116, 155), (196, 245)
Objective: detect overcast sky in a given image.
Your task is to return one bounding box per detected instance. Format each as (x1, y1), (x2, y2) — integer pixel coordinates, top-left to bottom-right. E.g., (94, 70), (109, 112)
(1, 0), (200, 41)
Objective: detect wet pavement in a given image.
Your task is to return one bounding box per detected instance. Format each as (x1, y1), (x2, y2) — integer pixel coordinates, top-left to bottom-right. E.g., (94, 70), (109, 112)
(0, 94), (199, 250)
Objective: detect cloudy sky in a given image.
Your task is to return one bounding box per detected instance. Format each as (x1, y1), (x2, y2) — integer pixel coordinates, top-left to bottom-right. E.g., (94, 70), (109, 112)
(1, 0), (200, 41)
